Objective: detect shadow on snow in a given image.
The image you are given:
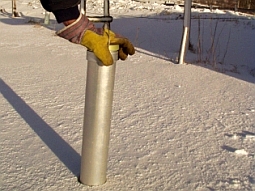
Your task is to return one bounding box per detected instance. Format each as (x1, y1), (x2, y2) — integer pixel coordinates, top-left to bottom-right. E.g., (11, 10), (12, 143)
(0, 78), (81, 176)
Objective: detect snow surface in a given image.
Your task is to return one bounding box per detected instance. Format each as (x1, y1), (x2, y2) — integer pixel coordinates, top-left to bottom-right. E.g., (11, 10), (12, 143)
(1, 0), (255, 190)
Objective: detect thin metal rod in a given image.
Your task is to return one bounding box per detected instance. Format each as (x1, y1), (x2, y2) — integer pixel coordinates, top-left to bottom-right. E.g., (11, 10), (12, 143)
(80, 0), (86, 15)
(87, 16), (113, 23)
(103, 0), (110, 29)
(44, 11), (50, 25)
(178, 27), (189, 65)
(178, 0), (192, 64)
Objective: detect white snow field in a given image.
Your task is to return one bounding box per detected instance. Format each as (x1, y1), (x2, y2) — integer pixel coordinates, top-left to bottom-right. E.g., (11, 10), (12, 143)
(0, 0), (255, 190)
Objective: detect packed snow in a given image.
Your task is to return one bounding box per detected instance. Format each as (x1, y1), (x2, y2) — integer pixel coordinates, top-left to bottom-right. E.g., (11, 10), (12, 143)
(0, 0), (255, 190)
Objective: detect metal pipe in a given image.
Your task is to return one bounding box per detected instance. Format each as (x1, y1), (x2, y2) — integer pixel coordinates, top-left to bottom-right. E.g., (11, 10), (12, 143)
(44, 11), (50, 25)
(178, 27), (189, 65)
(79, 46), (119, 186)
(80, 0), (86, 15)
(103, 0), (110, 29)
(79, 0), (118, 186)
(87, 16), (113, 23)
(178, 0), (192, 64)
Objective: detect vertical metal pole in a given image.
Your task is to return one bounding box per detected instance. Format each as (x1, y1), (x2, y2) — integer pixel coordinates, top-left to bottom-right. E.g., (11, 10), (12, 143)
(79, 0), (118, 186)
(44, 11), (50, 25)
(80, 0), (86, 15)
(103, 0), (110, 29)
(178, 0), (192, 64)
(12, 0), (15, 17)
(79, 48), (118, 186)
(12, 0), (19, 17)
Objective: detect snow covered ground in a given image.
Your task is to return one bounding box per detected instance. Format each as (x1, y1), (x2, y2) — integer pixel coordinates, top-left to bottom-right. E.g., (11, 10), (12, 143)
(1, 0), (255, 190)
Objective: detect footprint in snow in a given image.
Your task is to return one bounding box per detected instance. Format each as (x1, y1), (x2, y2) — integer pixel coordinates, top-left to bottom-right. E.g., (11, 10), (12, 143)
(224, 130), (255, 141)
(221, 145), (253, 157)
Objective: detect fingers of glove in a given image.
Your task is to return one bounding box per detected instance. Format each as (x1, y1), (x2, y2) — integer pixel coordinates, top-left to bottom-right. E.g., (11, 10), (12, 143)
(110, 38), (135, 56)
(118, 48), (128, 60)
(104, 29), (135, 56)
(121, 45), (135, 58)
(123, 39), (135, 55)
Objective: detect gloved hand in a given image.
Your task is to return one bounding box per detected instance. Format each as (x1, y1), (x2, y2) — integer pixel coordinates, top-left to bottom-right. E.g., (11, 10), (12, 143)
(107, 30), (135, 61)
(81, 29), (135, 65)
(57, 14), (135, 66)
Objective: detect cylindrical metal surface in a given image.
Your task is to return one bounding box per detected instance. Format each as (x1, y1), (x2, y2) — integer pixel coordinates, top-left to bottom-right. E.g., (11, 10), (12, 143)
(79, 46), (119, 186)
(80, 0), (85, 14)
(44, 11), (50, 25)
(183, 0), (191, 27)
(103, 0), (110, 30)
(178, 27), (189, 65)
(178, 0), (192, 64)
(104, 0), (110, 17)
(87, 16), (113, 23)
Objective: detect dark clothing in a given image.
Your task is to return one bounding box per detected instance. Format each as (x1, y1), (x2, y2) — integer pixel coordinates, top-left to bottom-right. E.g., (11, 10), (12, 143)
(40, 0), (80, 12)
(40, 0), (81, 23)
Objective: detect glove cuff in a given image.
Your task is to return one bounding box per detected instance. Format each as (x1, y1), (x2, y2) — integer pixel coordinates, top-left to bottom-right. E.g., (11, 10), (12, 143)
(56, 14), (96, 44)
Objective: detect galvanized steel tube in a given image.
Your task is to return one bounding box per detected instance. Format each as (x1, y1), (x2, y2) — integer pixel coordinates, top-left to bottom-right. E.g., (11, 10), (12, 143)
(79, 46), (119, 186)
(178, 0), (192, 64)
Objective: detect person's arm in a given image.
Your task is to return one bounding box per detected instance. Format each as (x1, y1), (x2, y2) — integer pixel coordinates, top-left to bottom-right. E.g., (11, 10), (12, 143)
(40, 0), (80, 23)
(40, 0), (80, 11)
(39, 0), (135, 65)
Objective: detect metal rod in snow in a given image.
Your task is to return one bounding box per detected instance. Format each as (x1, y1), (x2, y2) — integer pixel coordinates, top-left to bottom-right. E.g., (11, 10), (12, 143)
(79, 0), (118, 186)
(178, 0), (192, 64)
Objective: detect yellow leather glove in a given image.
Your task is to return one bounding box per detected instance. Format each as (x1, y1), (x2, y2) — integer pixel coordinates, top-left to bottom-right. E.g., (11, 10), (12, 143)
(81, 29), (135, 66)
(107, 30), (135, 61)
(57, 14), (135, 66)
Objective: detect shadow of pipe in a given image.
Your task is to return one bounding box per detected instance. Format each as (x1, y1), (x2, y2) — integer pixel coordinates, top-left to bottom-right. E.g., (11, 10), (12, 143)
(0, 78), (81, 176)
